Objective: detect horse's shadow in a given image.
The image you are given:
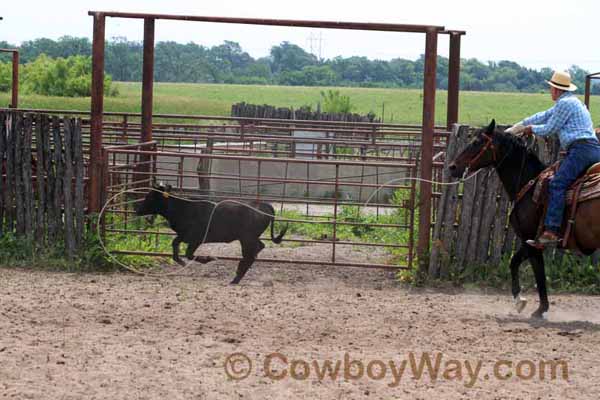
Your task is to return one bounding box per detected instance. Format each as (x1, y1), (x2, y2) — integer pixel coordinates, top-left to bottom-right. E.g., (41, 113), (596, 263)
(495, 314), (600, 333)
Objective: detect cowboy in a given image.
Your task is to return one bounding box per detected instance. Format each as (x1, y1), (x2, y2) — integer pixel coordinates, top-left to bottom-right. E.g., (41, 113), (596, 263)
(507, 70), (600, 248)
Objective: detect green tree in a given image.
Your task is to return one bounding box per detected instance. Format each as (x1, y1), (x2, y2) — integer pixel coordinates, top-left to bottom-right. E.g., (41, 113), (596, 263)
(105, 37), (142, 82)
(269, 42), (317, 73)
(0, 35), (593, 94)
(0, 62), (12, 92)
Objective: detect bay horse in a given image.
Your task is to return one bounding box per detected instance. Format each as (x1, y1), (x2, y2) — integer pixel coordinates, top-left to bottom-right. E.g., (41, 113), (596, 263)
(448, 119), (600, 318)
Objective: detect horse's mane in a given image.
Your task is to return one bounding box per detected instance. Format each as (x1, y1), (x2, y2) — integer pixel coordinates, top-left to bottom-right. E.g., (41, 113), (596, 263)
(491, 129), (547, 171)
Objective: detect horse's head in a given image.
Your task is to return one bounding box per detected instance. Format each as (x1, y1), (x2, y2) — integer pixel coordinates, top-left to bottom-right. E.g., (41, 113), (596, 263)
(448, 119), (500, 178)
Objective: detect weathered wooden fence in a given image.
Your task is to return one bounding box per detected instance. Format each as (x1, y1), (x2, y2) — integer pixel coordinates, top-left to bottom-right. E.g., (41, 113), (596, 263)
(0, 111), (86, 259)
(231, 102), (380, 122)
(429, 124), (560, 278)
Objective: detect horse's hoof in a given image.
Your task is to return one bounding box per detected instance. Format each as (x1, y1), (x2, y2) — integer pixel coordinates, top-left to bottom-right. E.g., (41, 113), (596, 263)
(229, 279), (240, 285)
(514, 296), (527, 313)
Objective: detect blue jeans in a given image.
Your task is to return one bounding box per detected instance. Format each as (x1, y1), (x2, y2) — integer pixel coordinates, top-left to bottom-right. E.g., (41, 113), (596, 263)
(546, 139), (600, 232)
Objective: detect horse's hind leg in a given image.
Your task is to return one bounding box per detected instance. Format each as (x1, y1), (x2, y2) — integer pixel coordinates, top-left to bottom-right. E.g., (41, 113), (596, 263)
(509, 244), (530, 313)
(529, 249), (549, 319)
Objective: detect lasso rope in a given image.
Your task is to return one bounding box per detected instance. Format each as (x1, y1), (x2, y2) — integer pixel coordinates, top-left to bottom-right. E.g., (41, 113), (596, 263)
(97, 188), (286, 277)
(97, 169), (483, 276)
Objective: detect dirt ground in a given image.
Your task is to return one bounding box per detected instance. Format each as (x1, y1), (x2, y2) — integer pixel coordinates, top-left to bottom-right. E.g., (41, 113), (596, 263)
(1, 244), (600, 399)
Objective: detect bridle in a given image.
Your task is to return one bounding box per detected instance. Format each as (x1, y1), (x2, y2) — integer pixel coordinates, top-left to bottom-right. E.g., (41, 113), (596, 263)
(467, 133), (497, 169)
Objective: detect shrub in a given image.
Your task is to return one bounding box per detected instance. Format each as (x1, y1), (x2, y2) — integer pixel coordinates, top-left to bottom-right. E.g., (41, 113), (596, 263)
(21, 54), (118, 97)
(319, 89), (354, 114)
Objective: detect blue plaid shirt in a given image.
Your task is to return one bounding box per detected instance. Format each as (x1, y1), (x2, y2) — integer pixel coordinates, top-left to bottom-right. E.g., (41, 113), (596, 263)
(522, 92), (597, 149)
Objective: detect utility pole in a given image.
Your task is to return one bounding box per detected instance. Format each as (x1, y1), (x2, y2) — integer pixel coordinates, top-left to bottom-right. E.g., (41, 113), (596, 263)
(318, 32), (323, 61)
(307, 32), (324, 62)
(307, 32), (317, 56)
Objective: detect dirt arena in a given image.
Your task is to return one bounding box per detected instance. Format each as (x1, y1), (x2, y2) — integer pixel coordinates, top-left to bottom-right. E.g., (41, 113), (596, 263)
(1, 247), (600, 399)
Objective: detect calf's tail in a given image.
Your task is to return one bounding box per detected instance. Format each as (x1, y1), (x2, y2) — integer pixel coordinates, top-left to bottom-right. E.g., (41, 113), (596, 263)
(270, 218), (288, 244)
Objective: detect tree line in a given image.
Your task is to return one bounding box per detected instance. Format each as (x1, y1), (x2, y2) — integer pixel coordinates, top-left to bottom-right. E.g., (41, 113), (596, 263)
(1, 35), (598, 94)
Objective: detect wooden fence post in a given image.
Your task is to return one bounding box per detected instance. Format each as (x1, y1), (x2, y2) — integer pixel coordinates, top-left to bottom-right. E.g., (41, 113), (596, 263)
(429, 124), (464, 277)
(73, 119), (85, 250)
(51, 116), (64, 239)
(63, 118), (76, 258)
(35, 114), (46, 243)
(0, 112), (5, 235)
(5, 114), (15, 233)
(14, 113), (24, 236)
(22, 114), (34, 238)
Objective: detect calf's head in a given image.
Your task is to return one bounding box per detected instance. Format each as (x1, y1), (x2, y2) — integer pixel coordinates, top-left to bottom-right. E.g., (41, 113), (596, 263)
(135, 183), (172, 216)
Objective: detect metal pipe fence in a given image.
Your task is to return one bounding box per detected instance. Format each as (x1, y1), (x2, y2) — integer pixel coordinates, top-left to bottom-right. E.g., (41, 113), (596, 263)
(99, 117), (448, 270)
(0, 109), (450, 271)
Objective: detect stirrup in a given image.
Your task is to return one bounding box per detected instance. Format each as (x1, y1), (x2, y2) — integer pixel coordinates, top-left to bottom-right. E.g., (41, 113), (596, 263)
(526, 236), (559, 249)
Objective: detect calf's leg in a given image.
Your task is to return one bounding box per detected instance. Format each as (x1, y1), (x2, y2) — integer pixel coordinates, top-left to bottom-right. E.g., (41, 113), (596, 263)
(256, 241), (265, 256)
(172, 237), (185, 266)
(185, 241), (216, 264)
(230, 240), (258, 285)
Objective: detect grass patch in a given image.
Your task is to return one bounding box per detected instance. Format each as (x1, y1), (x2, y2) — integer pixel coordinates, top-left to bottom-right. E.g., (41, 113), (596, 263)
(280, 193), (414, 265)
(102, 211), (173, 269)
(2, 82), (599, 127)
(0, 230), (115, 272)
(416, 252), (600, 295)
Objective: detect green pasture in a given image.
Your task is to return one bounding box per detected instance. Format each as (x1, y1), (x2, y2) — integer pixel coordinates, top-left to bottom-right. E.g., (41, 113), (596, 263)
(2, 82), (600, 127)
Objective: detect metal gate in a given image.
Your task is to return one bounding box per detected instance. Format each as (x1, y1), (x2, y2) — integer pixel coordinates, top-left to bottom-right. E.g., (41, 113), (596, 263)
(100, 115), (448, 270)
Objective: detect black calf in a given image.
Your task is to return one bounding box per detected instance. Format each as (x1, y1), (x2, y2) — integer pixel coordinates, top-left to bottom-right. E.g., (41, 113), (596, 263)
(135, 184), (287, 284)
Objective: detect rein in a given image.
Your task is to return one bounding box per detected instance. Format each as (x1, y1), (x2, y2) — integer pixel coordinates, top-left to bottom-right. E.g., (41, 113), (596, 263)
(513, 135), (538, 203)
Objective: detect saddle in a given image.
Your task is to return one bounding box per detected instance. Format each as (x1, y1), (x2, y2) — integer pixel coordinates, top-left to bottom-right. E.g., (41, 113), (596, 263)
(517, 161), (600, 250)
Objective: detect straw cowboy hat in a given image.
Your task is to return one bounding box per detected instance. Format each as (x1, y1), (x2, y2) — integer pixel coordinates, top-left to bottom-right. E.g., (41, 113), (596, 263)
(547, 70), (577, 91)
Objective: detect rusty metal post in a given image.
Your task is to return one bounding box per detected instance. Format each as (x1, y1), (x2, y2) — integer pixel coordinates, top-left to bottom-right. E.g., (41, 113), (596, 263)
(141, 17), (155, 142)
(446, 32), (461, 130)
(11, 51), (18, 108)
(585, 75), (591, 109)
(332, 163), (340, 263)
(89, 12), (106, 213)
(417, 29), (438, 276)
(134, 17), (156, 186)
(256, 160), (262, 201)
(99, 147), (109, 239)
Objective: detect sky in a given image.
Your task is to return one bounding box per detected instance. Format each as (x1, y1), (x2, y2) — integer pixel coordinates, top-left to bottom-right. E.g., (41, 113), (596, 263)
(1, 0), (599, 72)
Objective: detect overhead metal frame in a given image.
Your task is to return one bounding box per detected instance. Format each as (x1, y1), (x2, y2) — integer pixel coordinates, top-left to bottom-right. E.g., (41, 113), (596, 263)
(87, 11), (465, 271)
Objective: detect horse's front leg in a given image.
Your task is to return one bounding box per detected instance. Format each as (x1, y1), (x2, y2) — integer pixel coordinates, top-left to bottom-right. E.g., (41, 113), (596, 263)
(528, 249), (549, 319)
(509, 244), (530, 313)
